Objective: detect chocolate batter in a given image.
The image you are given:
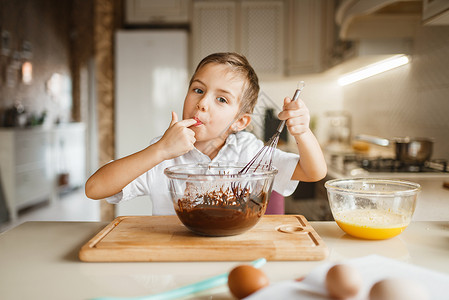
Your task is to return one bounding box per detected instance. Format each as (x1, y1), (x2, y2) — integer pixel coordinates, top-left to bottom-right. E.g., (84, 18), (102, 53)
(175, 187), (268, 236)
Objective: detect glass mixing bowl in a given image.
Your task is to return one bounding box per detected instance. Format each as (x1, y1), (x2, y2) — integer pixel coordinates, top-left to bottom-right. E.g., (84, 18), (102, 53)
(325, 178), (421, 240)
(164, 163), (278, 236)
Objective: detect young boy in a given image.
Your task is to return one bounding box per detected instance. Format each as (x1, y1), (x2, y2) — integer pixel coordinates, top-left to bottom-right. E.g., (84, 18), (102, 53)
(85, 52), (327, 215)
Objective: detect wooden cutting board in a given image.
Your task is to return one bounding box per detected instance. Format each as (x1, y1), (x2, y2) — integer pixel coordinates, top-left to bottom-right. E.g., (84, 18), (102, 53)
(79, 215), (328, 262)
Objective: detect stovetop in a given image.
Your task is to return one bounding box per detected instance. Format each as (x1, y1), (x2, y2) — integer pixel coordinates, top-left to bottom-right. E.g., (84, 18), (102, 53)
(328, 153), (449, 176)
(358, 157), (448, 173)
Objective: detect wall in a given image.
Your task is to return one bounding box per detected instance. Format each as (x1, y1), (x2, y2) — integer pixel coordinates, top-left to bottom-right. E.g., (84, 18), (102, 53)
(0, 0), (73, 126)
(343, 25), (449, 161)
(258, 25), (449, 163)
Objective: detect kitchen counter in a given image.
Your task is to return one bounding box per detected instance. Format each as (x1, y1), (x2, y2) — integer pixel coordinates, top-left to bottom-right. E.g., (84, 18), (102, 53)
(327, 165), (449, 180)
(1, 220), (448, 299)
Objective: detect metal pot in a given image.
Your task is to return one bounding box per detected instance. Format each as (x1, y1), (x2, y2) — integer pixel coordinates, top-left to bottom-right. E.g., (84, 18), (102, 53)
(355, 135), (433, 165)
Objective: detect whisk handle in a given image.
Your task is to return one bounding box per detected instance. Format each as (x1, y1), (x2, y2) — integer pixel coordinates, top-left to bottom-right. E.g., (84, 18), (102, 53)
(276, 86), (304, 133)
(291, 87), (303, 102)
(276, 121), (287, 133)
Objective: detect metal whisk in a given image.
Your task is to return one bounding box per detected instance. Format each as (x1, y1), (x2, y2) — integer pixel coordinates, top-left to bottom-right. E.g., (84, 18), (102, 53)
(239, 81), (306, 174)
(230, 82), (305, 200)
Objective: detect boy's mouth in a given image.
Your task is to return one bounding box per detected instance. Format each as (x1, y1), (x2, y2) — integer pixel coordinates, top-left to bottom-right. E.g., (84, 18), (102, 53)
(193, 117), (203, 127)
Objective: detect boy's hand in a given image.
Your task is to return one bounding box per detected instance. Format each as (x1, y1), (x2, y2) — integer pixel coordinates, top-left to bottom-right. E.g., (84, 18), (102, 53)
(157, 112), (197, 160)
(277, 97), (311, 137)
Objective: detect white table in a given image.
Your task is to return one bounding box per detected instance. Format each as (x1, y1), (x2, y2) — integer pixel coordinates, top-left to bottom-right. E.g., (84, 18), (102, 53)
(0, 220), (448, 299)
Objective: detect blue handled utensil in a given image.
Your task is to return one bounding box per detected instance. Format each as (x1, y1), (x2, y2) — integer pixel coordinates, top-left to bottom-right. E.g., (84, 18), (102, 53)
(92, 258), (267, 300)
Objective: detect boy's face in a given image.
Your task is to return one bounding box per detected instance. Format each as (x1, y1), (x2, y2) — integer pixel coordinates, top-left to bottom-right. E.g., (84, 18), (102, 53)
(183, 63), (249, 148)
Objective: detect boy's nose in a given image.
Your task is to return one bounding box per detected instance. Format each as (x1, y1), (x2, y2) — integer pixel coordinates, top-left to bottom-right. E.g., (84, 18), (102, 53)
(196, 98), (208, 112)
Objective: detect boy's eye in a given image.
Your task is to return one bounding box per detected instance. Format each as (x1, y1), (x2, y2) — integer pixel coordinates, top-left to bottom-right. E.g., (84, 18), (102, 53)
(193, 88), (203, 94)
(217, 97), (228, 104)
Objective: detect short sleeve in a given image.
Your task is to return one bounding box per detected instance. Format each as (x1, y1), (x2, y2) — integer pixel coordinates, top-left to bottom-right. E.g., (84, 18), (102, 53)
(105, 190), (123, 204)
(272, 150), (300, 196)
(105, 172), (151, 204)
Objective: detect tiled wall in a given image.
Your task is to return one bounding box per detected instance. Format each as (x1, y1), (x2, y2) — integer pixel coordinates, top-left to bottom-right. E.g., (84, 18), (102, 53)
(258, 75), (344, 147)
(259, 25), (449, 161)
(343, 25), (449, 161)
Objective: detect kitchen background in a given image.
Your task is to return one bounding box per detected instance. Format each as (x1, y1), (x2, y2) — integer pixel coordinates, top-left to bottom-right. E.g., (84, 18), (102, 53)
(0, 0), (448, 229)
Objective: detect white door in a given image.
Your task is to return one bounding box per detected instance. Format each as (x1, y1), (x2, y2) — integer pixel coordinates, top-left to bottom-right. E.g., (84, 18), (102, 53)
(115, 30), (188, 216)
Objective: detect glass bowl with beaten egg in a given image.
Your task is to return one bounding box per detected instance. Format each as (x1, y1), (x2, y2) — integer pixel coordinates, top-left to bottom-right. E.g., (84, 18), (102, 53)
(325, 178), (421, 240)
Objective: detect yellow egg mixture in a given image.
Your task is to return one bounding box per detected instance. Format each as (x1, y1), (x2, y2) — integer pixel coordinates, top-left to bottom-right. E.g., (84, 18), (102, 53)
(334, 209), (409, 240)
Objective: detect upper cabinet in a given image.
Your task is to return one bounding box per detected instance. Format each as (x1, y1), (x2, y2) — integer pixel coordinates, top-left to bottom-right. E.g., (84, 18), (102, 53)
(123, 0), (337, 76)
(240, 1), (285, 76)
(191, 1), (238, 67)
(191, 0), (284, 77)
(192, 0), (335, 77)
(125, 0), (191, 25)
(335, 0), (422, 39)
(285, 0), (335, 75)
(422, 0), (449, 25)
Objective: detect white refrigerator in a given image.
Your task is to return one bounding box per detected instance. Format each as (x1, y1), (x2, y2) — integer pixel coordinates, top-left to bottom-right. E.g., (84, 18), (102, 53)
(115, 30), (189, 216)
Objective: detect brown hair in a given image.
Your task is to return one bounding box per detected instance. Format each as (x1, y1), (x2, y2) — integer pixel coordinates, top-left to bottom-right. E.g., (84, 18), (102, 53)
(189, 52), (259, 114)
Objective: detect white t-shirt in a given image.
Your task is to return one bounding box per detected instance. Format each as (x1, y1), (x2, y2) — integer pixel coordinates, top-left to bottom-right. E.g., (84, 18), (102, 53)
(106, 131), (299, 215)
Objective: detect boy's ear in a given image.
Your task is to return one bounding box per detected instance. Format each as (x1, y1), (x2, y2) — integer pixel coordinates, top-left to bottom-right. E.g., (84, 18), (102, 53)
(232, 113), (252, 132)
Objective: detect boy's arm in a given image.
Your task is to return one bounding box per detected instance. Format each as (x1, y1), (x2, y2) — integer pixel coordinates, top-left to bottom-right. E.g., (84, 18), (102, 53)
(291, 129), (327, 181)
(85, 112), (196, 200)
(278, 97), (327, 182)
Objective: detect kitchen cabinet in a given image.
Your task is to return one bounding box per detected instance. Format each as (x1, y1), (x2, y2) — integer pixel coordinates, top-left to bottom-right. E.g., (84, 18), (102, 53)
(192, 0), (335, 76)
(0, 128), (53, 221)
(423, 0), (449, 25)
(285, 0), (335, 75)
(335, 0), (421, 39)
(0, 123), (86, 221)
(124, 0), (190, 24)
(240, 1), (284, 76)
(191, 0), (284, 77)
(191, 1), (237, 66)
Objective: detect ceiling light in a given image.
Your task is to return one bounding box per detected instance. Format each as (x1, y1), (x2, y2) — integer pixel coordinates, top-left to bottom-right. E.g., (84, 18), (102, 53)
(338, 55), (410, 86)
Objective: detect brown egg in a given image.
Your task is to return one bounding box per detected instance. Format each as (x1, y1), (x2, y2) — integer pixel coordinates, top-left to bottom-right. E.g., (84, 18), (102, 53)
(369, 278), (430, 300)
(325, 264), (362, 299)
(228, 265), (269, 299)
